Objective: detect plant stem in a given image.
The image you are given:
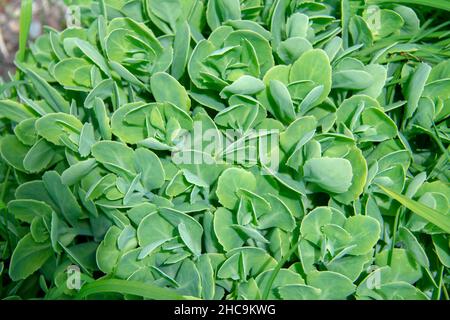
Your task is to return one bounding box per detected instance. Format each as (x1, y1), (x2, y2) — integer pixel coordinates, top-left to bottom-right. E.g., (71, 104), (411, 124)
(388, 206), (401, 266)
(443, 282), (449, 300)
(262, 237), (302, 300)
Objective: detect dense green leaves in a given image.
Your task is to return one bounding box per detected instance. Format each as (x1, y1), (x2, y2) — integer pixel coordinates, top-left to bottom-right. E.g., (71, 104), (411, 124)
(0, 0), (448, 301)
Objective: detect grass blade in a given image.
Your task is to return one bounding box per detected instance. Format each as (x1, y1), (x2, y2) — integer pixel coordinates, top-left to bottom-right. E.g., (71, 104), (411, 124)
(17, 0), (33, 62)
(378, 184), (450, 234)
(261, 237), (302, 300)
(367, 0), (450, 11)
(76, 279), (199, 300)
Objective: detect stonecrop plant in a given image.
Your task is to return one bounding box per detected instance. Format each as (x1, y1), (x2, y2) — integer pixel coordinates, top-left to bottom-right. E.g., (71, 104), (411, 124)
(0, 0), (449, 300)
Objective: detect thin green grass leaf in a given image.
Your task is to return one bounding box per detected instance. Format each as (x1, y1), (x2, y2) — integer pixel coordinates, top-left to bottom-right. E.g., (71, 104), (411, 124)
(76, 279), (199, 300)
(378, 184), (450, 234)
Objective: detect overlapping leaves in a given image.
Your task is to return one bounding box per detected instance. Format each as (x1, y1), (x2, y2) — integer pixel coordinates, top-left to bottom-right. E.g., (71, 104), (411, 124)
(0, 0), (448, 300)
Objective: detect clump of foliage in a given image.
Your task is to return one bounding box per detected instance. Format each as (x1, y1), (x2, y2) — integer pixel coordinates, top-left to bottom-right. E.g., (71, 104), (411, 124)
(0, 0), (449, 300)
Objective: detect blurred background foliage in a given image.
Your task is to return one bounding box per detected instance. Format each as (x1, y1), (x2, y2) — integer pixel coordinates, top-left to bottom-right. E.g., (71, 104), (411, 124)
(0, 0), (67, 78)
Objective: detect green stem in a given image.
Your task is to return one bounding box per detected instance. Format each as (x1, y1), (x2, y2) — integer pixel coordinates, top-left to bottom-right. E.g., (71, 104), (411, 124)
(443, 284), (449, 300)
(432, 124), (450, 160)
(262, 237), (302, 300)
(98, 0), (108, 20)
(388, 206), (401, 266)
